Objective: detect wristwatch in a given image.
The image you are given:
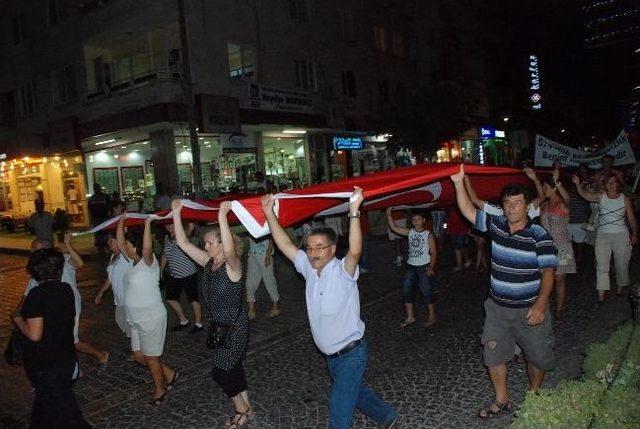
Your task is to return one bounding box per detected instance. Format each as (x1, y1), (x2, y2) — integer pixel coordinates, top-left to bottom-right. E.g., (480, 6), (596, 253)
(348, 211), (361, 219)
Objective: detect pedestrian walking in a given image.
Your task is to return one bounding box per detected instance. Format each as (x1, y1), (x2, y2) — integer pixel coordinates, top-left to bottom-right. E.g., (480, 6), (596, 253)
(161, 222), (204, 333)
(116, 215), (178, 405)
(88, 183), (111, 255)
(28, 199), (53, 243)
(95, 233), (132, 339)
(246, 236), (281, 320)
(540, 170), (576, 318)
(387, 208), (438, 328)
(25, 235), (110, 368)
(13, 247), (91, 428)
(263, 188), (398, 429)
(451, 165), (558, 419)
(573, 172), (638, 301)
(171, 200), (252, 428)
(567, 164), (592, 263)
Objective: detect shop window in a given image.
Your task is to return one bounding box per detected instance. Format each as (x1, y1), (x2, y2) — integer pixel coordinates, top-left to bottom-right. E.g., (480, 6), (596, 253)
(341, 70), (357, 98)
(378, 79), (389, 103)
(288, 0), (309, 22)
(391, 32), (405, 58)
(373, 26), (387, 52)
(263, 137), (307, 189)
(12, 13), (25, 45)
(48, 0), (68, 26)
(52, 65), (77, 104)
(227, 43), (255, 79)
(295, 60), (317, 91)
(17, 82), (37, 117)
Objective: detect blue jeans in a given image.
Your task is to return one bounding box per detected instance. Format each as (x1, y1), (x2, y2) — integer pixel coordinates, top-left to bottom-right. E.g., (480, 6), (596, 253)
(401, 264), (432, 303)
(326, 340), (396, 429)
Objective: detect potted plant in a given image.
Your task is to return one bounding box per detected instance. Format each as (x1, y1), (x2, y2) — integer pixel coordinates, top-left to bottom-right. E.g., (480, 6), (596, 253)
(53, 208), (71, 242)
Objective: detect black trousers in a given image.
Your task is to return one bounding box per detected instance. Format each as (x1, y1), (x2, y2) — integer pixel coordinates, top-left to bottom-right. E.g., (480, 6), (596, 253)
(211, 360), (248, 398)
(28, 364), (91, 429)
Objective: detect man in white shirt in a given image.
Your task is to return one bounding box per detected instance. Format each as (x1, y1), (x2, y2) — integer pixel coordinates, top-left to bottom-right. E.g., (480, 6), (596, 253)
(262, 188), (397, 429)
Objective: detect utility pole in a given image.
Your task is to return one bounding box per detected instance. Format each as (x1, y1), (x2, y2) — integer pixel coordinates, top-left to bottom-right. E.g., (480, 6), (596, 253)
(178, 0), (203, 197)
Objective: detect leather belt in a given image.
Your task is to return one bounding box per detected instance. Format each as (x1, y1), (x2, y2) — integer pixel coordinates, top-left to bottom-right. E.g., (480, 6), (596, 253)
(326, 338), (363, 359)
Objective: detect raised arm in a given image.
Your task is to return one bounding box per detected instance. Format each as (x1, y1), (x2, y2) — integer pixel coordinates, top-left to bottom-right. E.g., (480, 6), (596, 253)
(218, 201), (242, 275)
(450, 165), (477, 224)
(625, 196), (638, 245)
(344, 187), (364, 277)
(553, 170), (570, 207)
(524, 168), (544, 208)
(572, 175), (602, 203)
(116, 214), (134, 260)
(261, 195), (298, 262)
(171, 199), (210, 267)
(63, 233), (84, 269)
(386, 207), (409, 236)
(141, 217), (154, 266)
(463, 175), (485, 209)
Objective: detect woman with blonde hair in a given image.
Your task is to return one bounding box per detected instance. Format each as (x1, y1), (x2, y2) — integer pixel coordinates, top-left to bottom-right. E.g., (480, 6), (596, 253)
(573, 172), (638, 302)
(171, 200), (252, 428)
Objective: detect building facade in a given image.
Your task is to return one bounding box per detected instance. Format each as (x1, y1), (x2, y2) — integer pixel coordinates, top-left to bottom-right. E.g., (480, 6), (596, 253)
(0, 0), (473, 222)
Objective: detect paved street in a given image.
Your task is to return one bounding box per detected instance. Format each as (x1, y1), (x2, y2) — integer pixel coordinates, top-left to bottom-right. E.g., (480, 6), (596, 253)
(0, 238), (634, 428)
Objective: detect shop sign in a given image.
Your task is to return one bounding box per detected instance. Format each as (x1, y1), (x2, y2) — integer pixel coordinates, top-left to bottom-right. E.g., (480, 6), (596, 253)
(495, 130), (506, 138)
(479, 126), (495, 139)
(248, 83), (314, 113)
(198, 95), (240, 133)
(223, 133), (256, 152)
(333, 136), (363, 150)
(528, 54), (542, 110)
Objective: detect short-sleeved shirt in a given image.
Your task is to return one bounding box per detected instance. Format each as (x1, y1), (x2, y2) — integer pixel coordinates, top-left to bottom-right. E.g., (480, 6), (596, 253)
(475, 210), (558, 307)
(163, 236), (198, 278)
(294, 250), (365, 355)
(20, 280), (77, 373)
(25, 255), (81, 321)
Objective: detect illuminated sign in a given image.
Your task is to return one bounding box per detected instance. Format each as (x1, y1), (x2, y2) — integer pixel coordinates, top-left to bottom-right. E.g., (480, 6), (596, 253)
(479, 126), (495, 139)
(495, 130), (506, 138)
(529, 54), (542, 110)
(333, 136), (363, 150)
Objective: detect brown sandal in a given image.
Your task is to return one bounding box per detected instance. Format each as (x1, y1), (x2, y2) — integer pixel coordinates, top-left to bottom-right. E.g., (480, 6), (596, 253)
(226, 408), (254, 428)
(478, 400), (511, 418)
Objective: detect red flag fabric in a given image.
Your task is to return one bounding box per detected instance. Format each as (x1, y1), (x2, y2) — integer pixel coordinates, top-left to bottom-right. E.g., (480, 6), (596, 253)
(74, 163), (530, 238)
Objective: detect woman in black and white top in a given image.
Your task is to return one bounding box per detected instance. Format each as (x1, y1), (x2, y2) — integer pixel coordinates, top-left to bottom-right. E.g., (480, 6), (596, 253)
(161, 222), (203, 333)
(171, 199), (252, 429)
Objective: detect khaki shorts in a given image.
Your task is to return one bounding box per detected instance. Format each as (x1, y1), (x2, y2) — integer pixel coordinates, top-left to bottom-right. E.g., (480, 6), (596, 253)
(129, 308), (167, 357)
(481, 299), (555, 371)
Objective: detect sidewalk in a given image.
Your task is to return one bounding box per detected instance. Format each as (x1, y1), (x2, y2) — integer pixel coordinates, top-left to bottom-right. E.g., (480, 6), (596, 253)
(0, 232), (97, 256)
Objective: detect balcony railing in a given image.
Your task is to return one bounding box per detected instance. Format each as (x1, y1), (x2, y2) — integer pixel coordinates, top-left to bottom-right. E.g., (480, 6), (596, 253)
(87, 66), (182, 99)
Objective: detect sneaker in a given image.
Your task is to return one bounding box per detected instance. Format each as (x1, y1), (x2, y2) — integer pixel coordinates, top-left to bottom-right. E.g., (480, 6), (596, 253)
(189, 324), (204, 334)
(171, 320), (190, 331)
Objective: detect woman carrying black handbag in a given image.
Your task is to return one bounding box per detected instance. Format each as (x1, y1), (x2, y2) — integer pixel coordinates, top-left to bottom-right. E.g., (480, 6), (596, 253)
(171, 199), (251, 429)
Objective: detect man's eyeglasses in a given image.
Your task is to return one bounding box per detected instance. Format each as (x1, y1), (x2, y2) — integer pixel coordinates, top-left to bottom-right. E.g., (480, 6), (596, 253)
(305, 245), (332, 253)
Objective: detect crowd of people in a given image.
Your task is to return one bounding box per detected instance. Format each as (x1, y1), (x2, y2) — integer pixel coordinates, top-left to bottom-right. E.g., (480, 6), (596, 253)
(10, 154), (639, 428)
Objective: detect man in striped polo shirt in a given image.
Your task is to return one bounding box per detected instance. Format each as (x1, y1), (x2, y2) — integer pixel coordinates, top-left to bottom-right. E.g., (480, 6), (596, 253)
(450, 165), (558, 419)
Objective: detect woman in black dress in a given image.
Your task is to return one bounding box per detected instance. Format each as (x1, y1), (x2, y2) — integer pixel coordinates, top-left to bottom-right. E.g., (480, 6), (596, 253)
(171, 199), (252, 428)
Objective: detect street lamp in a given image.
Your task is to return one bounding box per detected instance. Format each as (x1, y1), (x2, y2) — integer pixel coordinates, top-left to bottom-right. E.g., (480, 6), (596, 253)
(561, 129), (566, 133)
(503, 116), (510, 123)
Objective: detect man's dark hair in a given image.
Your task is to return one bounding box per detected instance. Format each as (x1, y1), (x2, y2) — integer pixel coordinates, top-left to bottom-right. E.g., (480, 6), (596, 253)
(542, 175), (556, 189)
(500, 183), (532, 204)
(410, 210), (426, 219)
(125, 230), (144, 256)
(309, 226), (337, 245)
(27, 248), (64, 282)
